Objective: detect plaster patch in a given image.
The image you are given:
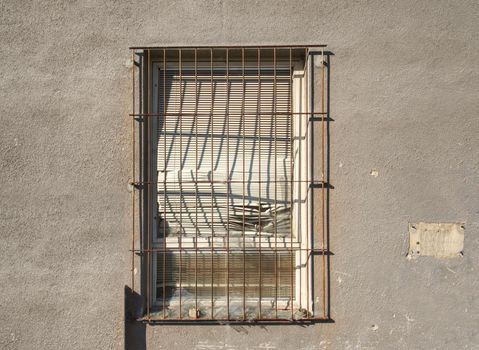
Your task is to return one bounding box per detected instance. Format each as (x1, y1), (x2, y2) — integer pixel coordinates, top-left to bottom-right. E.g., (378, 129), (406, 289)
(408, 223), (464, 258)
(124, 58), (134, 68)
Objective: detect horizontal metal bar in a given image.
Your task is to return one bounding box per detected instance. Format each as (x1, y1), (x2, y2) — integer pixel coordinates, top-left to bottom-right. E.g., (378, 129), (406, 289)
(132, 180), (328, 185)
(132, 248), (328, 253)
(138, 317), (333, 324)
(130, 112), (327, 118)
(130, 44), (327, 50)
(132, 112), (326, 116)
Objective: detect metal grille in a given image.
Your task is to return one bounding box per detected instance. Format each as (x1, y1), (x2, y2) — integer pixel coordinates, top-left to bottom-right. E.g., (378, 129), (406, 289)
(130, 45), (329, 323)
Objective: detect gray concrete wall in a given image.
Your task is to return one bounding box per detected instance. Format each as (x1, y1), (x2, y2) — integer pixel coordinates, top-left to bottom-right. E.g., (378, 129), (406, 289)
(1, 1), (478, 349)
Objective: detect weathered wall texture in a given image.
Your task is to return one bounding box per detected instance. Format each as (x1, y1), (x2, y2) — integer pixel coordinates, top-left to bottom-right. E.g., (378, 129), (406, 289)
(1, 1), (478, 349)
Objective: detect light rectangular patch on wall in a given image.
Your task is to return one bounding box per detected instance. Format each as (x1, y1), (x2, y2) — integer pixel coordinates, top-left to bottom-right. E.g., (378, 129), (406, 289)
(408, 222), (464, 258)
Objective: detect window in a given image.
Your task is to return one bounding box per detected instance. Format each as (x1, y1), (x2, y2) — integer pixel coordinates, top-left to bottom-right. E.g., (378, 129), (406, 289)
(130, 46), (329, 323)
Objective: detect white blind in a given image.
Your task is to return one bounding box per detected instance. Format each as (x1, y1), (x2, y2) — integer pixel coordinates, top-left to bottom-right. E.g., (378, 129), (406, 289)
(156, 67), (292, 239)
(156, 251), (294, 299)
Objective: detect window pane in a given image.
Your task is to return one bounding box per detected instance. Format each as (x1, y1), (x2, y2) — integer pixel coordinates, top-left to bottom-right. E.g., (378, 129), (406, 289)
(157, 69), (292, 239)
(155, 251), (295, 319)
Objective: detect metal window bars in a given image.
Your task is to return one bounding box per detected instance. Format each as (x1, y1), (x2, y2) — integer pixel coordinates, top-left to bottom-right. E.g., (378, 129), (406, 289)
(130, 45), (330, 324)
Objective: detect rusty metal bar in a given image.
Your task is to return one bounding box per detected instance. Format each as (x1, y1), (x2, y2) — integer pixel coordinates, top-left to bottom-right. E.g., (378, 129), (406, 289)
(298, 49), (313, 311)
(225, 48), (230, 320)
(289, 48), (294, 318)
(135, 180), (327, 185)
(130, 44), (327, 50)
(274, 47), (278, 319)
(140, 317), (331, 324)
(289, 47), (294, 319)
(162, 48), (167, 319)
(130, 112), (327, 117)
(131, 50), (136, 292)
(257, 48), (262, 319)
(178, 48), (183, 319)
(304, 49), (314, 312)
(210, 48), (214, 319)
(241, 48), (246, 321)
(146, 49), (151, 320)
(132, 248), (329, 253)
(194, 48), (199, 319)
(321, 48), (327, 319)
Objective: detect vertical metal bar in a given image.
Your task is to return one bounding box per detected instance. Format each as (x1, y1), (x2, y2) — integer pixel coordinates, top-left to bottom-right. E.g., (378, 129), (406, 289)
(131, 49), (135, 292)
(210, 48), (214, 319)
(297, 49), (303, 315)
(321, 48), (327, 319)
(305, 48), (310, 316)
(326, 50), (331, 320)
(146, 49), (151, 320)
(273, 47), (278, 319)
(241, 48), (246, 321)
(225, 48), (230, 320)
(257, 48), (262, 319)
(288, 48), (294, 319)
(178, 48), (183, 319)
(162, 49), (167, 319)
(194, 48), (199, 318)
(289, 48), (294, 319)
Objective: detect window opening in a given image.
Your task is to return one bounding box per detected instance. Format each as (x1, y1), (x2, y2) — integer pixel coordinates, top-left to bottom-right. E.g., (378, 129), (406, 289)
(130, 45), (329, 323)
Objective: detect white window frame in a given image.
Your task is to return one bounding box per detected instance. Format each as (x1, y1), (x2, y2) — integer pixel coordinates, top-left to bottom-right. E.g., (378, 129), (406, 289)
(149, 59), (312, 314)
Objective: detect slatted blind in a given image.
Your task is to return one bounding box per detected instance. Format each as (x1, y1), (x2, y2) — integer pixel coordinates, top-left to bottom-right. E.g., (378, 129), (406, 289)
(156, 68), (292, 238)
(151, 57), (298, 320)
(156, 252), (294, 299)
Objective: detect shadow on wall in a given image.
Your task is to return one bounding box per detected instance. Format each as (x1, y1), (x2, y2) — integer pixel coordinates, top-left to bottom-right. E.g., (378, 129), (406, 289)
(125, 286), (146, 350)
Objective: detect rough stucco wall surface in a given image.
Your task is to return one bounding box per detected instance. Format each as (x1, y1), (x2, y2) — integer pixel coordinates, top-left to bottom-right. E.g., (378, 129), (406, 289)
(0, 1), (478, 349)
